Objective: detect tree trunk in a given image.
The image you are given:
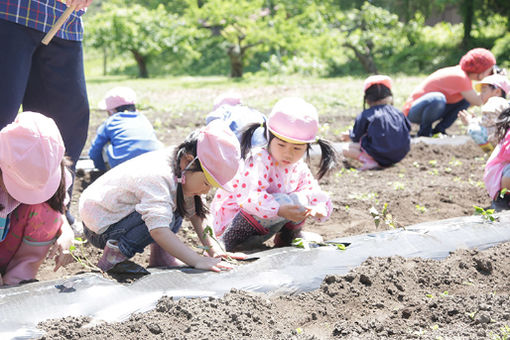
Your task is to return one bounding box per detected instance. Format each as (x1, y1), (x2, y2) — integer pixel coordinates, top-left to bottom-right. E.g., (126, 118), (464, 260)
(130, 49), (149, 78)
(344, 42), (378, 74)
(227, 45), (244, 78)
(461, 0), (474, 48)
(103, 46), (107, 76)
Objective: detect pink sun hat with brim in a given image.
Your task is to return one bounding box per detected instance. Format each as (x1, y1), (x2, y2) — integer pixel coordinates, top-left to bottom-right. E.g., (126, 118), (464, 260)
(474, 74), (510, 97)
(363, 75), (393, 92)
(212, 91), (243, 111)
(196, 119), (241, 192)
(267, 97), (319, 144)
(98, 86), (137, 112)
(0, 112), (65, 204)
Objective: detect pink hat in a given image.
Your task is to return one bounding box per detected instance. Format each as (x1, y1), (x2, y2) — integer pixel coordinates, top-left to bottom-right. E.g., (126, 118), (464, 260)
(363, 75), (393, 92)
(98, 87), (137, 112)
(213, 91), (242, 110)
(197, 120), (241, 191)
(460, 48), (496, 74)
(474, 74), (510, 97)
(267, 97), (319, 144)
(0, 112), (65, 204)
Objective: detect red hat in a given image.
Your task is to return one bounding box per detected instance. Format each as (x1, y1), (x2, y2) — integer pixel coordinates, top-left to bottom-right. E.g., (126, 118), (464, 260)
(363, 75), (392, 92)
(459, 48), (496, 74)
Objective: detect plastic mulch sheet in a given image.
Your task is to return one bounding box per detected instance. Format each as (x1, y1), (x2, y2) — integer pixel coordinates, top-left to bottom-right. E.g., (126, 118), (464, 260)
(2, 211), (510, 340)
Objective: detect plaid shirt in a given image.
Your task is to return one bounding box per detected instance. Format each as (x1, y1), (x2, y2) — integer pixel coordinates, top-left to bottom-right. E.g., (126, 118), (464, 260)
(0, 0), (84, 41)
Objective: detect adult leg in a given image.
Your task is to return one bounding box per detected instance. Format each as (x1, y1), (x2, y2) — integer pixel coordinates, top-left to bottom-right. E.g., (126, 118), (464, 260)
(407, 92), (446, 137)
(0, 20), (41, 128)
(432, 99), (470, 135)
(23, 36), (90, 168)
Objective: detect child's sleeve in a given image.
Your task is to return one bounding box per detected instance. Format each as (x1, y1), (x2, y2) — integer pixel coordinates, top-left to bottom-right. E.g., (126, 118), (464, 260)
(349, 111), (369, 143)
(236, 152), (280, 219)
(293, 165), (333, 221)
(88, 122), (109, 171)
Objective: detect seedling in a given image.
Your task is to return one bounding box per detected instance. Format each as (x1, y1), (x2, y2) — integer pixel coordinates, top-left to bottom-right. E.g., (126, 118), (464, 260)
(428, 160), (437, 167)
(369, 203), (400, 229)
(500, 188), (508, 198)
(490, 325), (510, 340)
(444, 167), (452, 173)
(425, 293), (434, 299)
(413, 161), (420, 168)
(393, 181), (405, 190)
(449, 158), (463, 167)
(415, 204), (427, 213)
(344, 205), (350, 212)
(68, 237), (101, 272)
(473, 205), (497, 222)
(292, 238), (347, 251)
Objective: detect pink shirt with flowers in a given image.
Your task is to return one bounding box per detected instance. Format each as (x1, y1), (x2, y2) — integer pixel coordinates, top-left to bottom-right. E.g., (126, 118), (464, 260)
(211, 147), (332, 236)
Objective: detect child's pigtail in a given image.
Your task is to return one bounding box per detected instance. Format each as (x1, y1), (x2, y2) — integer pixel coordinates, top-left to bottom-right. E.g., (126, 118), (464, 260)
(315, 138), (339, 180)
(495, 107), (510, 144)
(47, 156), (73, 214)
(240, 122), (267, 159)
(172, 134), (209, 219)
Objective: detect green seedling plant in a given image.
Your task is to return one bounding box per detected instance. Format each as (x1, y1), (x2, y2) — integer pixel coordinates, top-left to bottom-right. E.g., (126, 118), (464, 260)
(491, 325), (510, 340)
(473, 205), (497, 222)
(369, 203), (400, 229)
(428, 160), (437, 167)
(68, 237), (102, 272)
(292, 238), (347, 251)
(415, 204), (427, 213)
(201, 225), (237, 263)
(500, 188), (508, 198)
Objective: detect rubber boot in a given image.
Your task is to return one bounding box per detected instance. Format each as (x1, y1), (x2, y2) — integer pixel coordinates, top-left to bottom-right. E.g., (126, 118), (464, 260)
(97, 240), (127, 272)
(3, 241), (52, 285)
(491, 192), (510, 212)
(274, 222), (323, 247)
(148, 242), (184, 268)
(220, 210), (268, 252)
(358, 152), (380, 171)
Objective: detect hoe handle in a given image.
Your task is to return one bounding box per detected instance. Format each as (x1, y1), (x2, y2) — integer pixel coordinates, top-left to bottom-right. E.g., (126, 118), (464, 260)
(41, 3), (78, 45)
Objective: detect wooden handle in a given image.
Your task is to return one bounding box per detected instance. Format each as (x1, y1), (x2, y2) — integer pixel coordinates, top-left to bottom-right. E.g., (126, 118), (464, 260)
(41, 3), (78, 45)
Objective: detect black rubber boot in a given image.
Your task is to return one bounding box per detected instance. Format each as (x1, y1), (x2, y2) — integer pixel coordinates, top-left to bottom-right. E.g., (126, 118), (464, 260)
(220, 210), (268, 252)
(490, 192), (510, 212)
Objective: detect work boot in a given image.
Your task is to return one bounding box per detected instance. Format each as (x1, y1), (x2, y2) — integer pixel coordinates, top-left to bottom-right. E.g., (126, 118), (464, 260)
(220, 210), (268, 252)
(148, 242), (184, 268)
(274, 222), (323, 247)
(3, 241), (52, 285)
(97, 240), (127, 272)
(490, 192), (510, 212)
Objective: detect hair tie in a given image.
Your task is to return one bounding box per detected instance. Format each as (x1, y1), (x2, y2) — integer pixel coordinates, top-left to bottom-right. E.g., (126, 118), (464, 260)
(175, 175), (186, 184)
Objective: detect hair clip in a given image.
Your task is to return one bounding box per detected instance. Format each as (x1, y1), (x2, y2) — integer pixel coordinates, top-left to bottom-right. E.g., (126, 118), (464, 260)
(175, 175), (185, 184)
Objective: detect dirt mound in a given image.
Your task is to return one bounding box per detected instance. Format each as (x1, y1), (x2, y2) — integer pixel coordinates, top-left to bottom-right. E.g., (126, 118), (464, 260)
(39, 241), (510, 339)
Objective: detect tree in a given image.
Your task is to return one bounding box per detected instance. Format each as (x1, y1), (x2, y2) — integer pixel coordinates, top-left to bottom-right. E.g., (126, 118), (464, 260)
(87, 2), (197, 78)
(185, 0), (271, 77)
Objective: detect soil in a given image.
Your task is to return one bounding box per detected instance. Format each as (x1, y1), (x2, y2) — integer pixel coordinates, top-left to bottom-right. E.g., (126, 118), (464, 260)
(28, 116), (510, 339)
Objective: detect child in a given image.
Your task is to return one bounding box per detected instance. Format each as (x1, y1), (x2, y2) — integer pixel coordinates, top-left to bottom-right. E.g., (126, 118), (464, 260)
(89, 86), (162, 171)
(79, 120), (244, 272)
(210, 97), (339, 252)
(0, 112), (74, 285)
(206, 91), (267, 147)
(341, 75), (411, 170)
(484, 107), (510, 211)
(459, 74), (510, 152)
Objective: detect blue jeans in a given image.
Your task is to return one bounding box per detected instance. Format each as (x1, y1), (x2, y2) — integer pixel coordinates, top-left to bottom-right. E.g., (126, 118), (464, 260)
(408, 92), (469, 136)
(84, 211), (183, 258)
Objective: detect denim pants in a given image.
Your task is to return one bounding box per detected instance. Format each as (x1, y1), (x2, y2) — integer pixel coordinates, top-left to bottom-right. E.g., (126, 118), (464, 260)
(84, 211), (183, 258)
(408, 92), (469, 136)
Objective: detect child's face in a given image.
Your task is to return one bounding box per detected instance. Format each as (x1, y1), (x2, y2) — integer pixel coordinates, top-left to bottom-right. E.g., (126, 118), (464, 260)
(182, 171), (212, 197)
(268, 137), (307, 166)
(480, 84), (501, 104)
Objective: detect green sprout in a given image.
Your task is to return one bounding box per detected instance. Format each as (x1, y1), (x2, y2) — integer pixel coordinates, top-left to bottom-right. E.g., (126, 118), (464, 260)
(68, 237), (101, 272)
(428, 160), (437, 167)
(500, 188), (508, 198)
(393, 182), (405, 190)
(415, 204), (427, 213)
(369, 203), (400, 229)
(473, 205), (497, 222)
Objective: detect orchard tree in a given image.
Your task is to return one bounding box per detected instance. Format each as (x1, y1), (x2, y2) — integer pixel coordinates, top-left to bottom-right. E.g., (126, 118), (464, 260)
(185, 0), (272, 77)
(87, 2), (197, 78)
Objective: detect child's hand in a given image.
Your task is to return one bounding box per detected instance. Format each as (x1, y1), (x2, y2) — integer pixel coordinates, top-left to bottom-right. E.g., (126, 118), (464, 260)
(458, 110), (474, 126)
(307, 205), (328, 219)
(49, 219), (75, 271)
(278, 204), (309, 223)
(194, 256), (233, 272)
(340, 132), (351, 142)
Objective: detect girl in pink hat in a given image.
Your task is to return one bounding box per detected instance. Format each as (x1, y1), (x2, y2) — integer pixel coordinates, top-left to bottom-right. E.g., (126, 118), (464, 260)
(341, 75), (411, 170)
(79, 120), (245, 273)
(0, 112), (75, 285)
(210, 97), (339, 251)
(458, 74), (510, 152)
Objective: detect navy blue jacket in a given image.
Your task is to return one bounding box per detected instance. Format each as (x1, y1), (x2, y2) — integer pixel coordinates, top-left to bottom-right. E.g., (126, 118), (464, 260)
(350, 104), (411, 167)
